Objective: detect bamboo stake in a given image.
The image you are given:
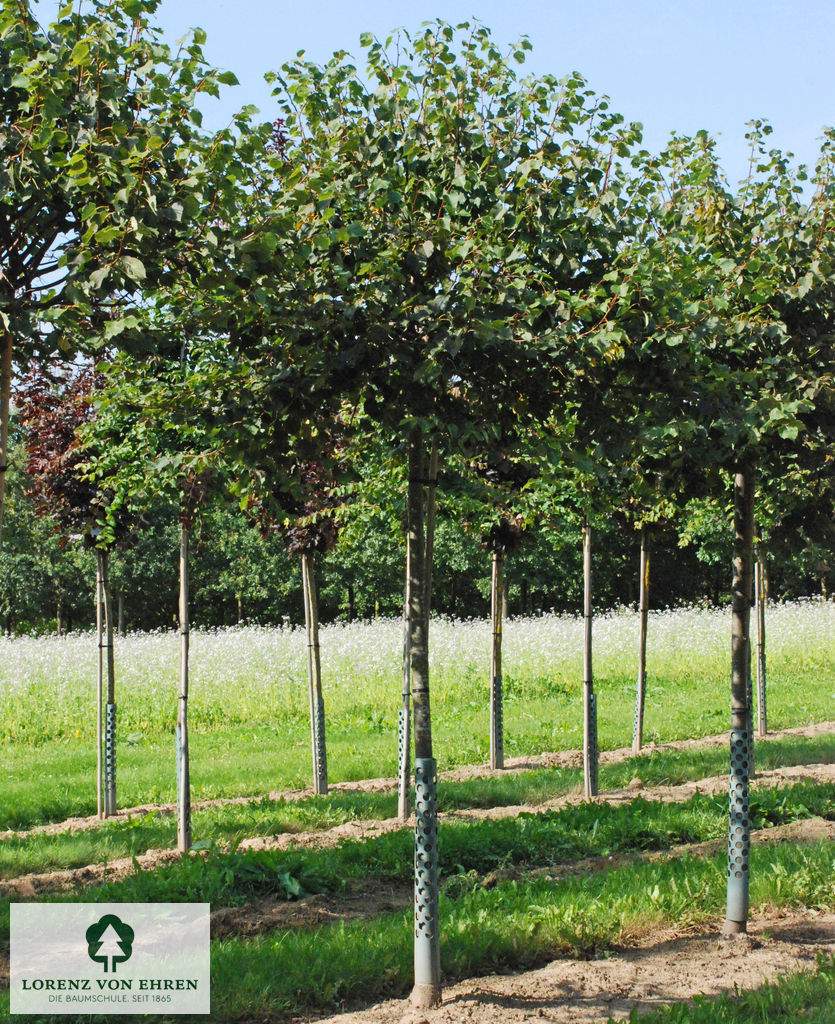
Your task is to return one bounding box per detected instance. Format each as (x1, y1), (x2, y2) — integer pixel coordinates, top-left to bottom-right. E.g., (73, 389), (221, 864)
(101, 550), (117, 817)
(95, 552), (104, 820)
(177, 524), (191, 853)
(755, 548), (767, 737)
(302, 552), (328, 795)
(489, 549), (504, 770)
(0, 334), (12, 550)
(425, 439), (439, 616)
(632, 527), (650, 753)
(582, 521), (598, 799)
(398, 534), (412, 820)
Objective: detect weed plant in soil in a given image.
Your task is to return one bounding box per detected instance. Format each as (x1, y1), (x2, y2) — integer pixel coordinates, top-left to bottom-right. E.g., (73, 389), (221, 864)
(610, 954), (835, 1024)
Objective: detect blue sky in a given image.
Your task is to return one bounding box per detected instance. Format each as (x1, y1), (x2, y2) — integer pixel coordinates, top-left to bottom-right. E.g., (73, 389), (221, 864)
(36, 1), (835, 185)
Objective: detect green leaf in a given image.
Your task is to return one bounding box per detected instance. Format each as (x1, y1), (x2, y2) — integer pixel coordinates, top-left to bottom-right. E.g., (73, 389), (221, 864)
(89, 267), (109, 290)
(120, 256), (146, 282)
(70, 41), (90, 66)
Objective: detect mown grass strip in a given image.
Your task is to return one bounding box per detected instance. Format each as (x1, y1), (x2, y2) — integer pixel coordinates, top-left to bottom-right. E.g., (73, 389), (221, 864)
(2, 733), (832, 876)
(610, 954), (835, 1024)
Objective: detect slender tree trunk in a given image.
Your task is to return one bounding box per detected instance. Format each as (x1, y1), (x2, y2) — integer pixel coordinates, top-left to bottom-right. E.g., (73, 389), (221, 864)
(398, 534), (412, 820)
(408, 431), (441, 1010)
(0, 334), (12, 550)
(236, 593), (243, 623)
(401, 441), (438, 821)
(56, 595), (63, 636)
(632, 528), (651, 753)
(490, 549), (504, 770)
(117, 591), (125, 637)
(755, 546), (767, 737)
(583, 521), (598, 799)
(723, 465), (755, 936)
(95, 554), (104, 820)
(101, 550), (117, 817)
(177, 524), (192, 853)
(348, 584), (356, 622)
(302, 552), (328, 796)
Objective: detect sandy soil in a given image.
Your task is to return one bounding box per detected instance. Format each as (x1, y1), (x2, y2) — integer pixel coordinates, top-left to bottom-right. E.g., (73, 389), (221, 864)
(313, 910), (835, 1024)
(4, 720), (832, 844)
(2, 761), (832, 900)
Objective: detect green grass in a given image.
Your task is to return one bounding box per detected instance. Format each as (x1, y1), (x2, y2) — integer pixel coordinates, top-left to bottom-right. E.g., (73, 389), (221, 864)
(2, 732), (832, 875)
(2, 781), (831, 943)
(6, 837), (826, 1023)
(611, 955), (835, 1024)
(153, 840), (835, 1021)
(2, 734), (832, 877)
(2, 603), (832, 831)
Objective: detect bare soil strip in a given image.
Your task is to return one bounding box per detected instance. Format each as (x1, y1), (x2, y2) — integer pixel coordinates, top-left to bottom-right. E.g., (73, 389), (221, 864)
(2, 761), (832, 900)
(4, 721), (833, 844)
(315, 910), (835, 1024)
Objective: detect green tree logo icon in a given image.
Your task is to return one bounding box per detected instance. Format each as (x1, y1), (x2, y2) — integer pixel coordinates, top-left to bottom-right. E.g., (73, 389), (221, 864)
(86, 914), (135, 972)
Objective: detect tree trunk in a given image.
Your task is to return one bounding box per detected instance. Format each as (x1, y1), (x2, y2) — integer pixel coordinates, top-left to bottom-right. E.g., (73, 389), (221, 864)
(348, 584), (356, 622)
(236, 593), (243, 623)
(398, 534), (412, 820)
(723, 465), (755, 936)
(408, 431), (441, 1010)
(95, 555), (104, 820)
(117, 591), (125, 637)
(583, 521), (598, 799)
(489, 549), (504, 770)
(177, 524), (192, 853)
(101, 550), (117, 817)
(401, 441), (439, 821)
(302, 552), (328, 796)
(632, 527), (651, 753)
(755, 545), (767, 737)
(0, 334), (12, 550)
(56, 595), (63, 636)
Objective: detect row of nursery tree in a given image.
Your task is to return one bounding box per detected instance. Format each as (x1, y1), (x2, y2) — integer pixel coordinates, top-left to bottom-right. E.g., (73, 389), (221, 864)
(3, 1), (833, 1007)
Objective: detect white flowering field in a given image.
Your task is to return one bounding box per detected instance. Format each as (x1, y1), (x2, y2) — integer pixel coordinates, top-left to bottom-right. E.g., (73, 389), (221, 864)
(1, 600), (832, 751)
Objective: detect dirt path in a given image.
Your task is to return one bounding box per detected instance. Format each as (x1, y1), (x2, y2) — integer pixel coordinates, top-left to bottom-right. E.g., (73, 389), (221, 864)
(3, 761), (832, 899)
(314, 909), (835, 1024)
(4, 720), (832, 844)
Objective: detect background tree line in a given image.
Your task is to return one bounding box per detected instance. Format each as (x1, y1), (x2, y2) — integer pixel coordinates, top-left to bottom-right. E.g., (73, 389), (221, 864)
(3, 427), (830, 635)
